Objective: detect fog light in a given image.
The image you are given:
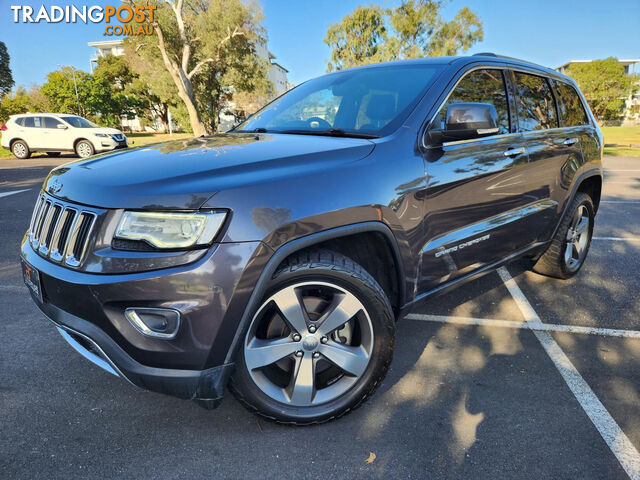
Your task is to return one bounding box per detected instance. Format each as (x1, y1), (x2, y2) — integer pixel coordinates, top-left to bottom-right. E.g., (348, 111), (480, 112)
(125, 308), (180, 339)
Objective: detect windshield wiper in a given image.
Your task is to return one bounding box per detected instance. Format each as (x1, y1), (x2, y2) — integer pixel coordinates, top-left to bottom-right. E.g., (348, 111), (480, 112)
(279, 128), (379, 139)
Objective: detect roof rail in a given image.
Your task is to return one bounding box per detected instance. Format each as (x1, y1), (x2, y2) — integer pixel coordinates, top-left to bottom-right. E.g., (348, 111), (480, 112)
(472, 52), (497, 57)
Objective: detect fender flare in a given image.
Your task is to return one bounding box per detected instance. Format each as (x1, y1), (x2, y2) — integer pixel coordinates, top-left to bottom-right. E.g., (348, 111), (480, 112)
(547, 167), (603, 244)
(223, 221), (405, 364)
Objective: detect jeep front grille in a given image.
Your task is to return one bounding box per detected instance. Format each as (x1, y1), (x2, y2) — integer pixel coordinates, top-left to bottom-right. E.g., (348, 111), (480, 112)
(28, 193), (97, 267)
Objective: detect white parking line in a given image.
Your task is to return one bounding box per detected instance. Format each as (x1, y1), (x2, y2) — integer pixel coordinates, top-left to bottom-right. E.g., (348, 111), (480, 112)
(0, 189), (30, 199)
(600, 201), (640, 204)
(593, 237), (640, 242)
(498, 267), (640, 480)
(405, 314), (640, 339)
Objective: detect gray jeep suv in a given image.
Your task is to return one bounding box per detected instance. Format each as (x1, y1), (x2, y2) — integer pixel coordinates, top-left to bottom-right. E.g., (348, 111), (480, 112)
(21, 54), (602, 424)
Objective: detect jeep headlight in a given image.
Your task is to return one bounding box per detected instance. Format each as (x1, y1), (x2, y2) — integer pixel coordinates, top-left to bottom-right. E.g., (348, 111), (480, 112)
(94, 133), (109, 137)
(114, 211), (227, 249)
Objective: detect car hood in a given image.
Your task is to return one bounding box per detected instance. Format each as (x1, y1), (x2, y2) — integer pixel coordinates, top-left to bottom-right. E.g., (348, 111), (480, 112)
(43, 133), (375, 209)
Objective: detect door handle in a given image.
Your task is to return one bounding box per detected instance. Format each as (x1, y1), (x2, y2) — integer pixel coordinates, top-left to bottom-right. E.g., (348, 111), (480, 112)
(503, 147), (525, 157)
(563, 138), (578, 146)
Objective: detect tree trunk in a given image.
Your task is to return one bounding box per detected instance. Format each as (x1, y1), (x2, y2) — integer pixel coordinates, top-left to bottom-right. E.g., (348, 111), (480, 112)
(159, 104), (169, 133)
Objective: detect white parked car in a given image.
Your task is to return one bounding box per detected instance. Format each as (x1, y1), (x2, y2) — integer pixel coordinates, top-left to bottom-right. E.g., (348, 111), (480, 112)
(1, 113), (128, 159)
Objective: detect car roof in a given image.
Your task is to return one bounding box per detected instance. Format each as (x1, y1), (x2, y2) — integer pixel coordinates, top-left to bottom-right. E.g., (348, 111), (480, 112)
(10, 113), (79, 118)
(329, 53), (572, 83)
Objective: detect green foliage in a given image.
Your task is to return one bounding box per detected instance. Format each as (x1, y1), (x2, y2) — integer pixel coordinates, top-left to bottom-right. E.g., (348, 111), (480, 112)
(0, 85), (50, 123)
(125, 0), (272, 134)
(325, 6), (391, 71)
(325, 0), (483, 71)
(566, 58), (636, 121)
(0, 42), (14, 97)
(92, 55), (145, 127)
(41, 68), (92, 116)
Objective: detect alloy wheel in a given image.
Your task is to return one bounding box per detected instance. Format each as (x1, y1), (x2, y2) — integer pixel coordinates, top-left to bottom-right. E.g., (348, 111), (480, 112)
(13, 143), (27, 158)
(244, 281), (374, 407)
(77, 141), (93, 158)
(564, 204), (590, 271)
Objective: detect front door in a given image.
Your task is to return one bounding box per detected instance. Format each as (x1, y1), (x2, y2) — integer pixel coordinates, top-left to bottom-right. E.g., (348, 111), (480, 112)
(41, 116), (68, 151)
(418, 67), (535, 293)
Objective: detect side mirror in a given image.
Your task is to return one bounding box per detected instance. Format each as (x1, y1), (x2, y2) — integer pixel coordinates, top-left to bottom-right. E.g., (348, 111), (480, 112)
(443, 102), (499, 141)
(57, 124), (68, 130)
(427, 102), (499, 145)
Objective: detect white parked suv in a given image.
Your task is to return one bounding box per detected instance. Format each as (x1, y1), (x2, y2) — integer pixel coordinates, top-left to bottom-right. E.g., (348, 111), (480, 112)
(1, 113), (128, 159)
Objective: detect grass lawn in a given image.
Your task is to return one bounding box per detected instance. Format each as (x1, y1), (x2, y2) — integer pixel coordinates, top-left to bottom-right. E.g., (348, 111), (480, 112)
(0, 132), (193, 159)
(601, 126), (640, 156)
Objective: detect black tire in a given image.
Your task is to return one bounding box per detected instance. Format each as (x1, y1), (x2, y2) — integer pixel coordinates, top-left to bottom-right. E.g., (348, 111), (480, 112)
(75, 139), (94, 158)
(11, 140), (31, 159)
(230, 249), (395, 425)
(533, 192), (594, 279)
(46, 152), (61, 157)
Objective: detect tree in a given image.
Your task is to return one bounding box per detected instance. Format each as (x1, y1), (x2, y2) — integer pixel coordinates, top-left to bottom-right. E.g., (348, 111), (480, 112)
(41, 68), (93, 117)
(0, 42), (14, 97)
(92, 55), (147, 128)
(123, 38), (181, 132)
(0, 85), (51, 123)
(325, 6), (391, 71)
(566, 58), (636, 121)
(325, 0), (483, 71)
(126, 0), (269, 136)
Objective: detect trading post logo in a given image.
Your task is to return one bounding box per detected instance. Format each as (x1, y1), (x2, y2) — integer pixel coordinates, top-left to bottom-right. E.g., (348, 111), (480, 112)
(10, 4), (157, 36)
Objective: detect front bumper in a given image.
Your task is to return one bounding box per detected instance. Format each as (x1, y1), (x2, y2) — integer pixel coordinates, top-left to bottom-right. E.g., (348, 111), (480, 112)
(21, 237), (270, 404)
(94, 137), (128, 152)
(42, 301), (233, 404)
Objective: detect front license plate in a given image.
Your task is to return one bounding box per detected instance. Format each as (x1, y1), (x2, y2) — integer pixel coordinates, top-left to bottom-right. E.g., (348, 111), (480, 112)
(21, 259), (43, 303)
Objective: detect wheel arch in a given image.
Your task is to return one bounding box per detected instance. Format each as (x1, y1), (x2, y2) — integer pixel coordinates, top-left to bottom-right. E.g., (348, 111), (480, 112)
(9, 137), (27, 149)
(223, 222), (405, 365)
(73, 137), (93, 149)
(576, 174), (602, 213)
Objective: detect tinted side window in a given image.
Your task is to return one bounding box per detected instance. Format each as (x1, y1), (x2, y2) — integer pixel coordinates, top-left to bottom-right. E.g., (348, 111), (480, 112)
(514, 72), (558, 131)
(43, 117), (62, 129)
(553, 81), (589, 127)
(23, 117), (43, 128)
(15, 117), (26, 126)
(436, 69), (510, 134)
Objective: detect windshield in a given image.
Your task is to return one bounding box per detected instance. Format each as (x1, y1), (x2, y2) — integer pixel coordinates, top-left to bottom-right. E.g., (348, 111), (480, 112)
(59, 116), (99, 128)
(235, 64), (443, 137)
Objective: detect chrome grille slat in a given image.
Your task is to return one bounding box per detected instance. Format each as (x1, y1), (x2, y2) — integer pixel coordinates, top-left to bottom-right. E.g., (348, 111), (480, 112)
(27, 193), (99, 269)
(65, 212), (96, 267)
(28, 195), (44, 234)
(49, 208), (74, 262)
(32, 200), (51, 248)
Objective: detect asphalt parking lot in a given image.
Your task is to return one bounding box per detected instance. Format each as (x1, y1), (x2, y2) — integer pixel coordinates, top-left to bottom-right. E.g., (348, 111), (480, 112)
(1, 156), (638, 479)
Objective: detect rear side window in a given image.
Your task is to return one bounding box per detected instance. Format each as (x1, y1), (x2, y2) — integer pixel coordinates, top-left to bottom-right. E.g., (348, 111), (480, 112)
(553, 81), (589, 127)
(23, 117), (43, 128)
(14, 117), (26, 126)
(436, 69), (510, 134)
(513, 72), (558, 131)
(43, 117), (63, 128)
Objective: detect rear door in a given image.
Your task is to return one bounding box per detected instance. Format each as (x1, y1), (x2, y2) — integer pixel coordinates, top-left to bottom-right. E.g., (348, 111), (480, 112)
(551, 79), (600, 188)
(22, 116), (45, 148)
(510, 70), (581, 242)
(418, 67), (532, 292)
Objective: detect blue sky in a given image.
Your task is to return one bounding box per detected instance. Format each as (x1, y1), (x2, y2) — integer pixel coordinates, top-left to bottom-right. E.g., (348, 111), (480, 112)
(1, 0), (639, 88)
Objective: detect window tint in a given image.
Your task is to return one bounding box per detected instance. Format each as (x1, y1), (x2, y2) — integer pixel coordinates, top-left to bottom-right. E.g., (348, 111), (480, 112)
(514, 72), (558, 131)
(23, 117), (42, 128)
(553, 81), (589, 127)
(237, 64), (443, 137)
(43, 117), (62, 129)
(15, 117), (26, 126)
(435, 69), (510, 135)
